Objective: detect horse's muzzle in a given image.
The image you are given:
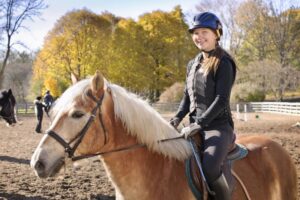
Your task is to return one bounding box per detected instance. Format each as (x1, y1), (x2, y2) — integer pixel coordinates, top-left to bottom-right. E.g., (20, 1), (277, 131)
(32, 158), (65, 178)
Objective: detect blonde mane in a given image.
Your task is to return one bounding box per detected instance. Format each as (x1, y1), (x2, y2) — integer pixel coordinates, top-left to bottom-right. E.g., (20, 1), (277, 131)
(109, 84), (191, 161)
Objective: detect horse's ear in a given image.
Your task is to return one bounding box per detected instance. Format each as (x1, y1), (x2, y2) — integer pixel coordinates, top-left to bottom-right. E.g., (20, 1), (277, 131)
(71, 73), (79, 85)
(8, 89), (12, 95)
(91, 70), (104, 96)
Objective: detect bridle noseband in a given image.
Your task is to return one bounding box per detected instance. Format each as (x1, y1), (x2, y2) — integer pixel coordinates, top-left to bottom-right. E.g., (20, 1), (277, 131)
(47, 89), (107, 159)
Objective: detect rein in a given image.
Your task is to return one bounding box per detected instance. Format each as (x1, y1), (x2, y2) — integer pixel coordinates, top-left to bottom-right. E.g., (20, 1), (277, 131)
(72, 135), (184, 161)
(46, 87), (184, 162)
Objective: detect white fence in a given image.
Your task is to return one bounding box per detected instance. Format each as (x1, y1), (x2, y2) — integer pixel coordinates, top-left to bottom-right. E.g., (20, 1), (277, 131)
(16, 101), (300, 116)
(151, 102), (180, 113)
(236, 102), (300, 116)
(16, 102), (35, 114)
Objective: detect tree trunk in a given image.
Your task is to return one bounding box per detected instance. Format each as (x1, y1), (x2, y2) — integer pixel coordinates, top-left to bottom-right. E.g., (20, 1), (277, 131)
(0, 41), (11, 88)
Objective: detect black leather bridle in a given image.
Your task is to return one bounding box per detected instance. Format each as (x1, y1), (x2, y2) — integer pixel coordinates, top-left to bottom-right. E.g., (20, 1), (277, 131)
(47, 89), (108, 160)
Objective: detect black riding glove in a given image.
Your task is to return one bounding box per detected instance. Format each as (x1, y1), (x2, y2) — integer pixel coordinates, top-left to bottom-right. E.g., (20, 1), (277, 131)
(169, 117), (181, 128)
(180, 123), (202, 139)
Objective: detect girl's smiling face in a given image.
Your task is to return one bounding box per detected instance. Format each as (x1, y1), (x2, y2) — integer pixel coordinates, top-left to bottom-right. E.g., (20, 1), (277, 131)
(192, 28), (217, 52)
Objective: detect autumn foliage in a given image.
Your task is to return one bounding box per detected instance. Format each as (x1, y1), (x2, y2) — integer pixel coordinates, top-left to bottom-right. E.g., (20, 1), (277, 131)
(31, 6), (197, 101)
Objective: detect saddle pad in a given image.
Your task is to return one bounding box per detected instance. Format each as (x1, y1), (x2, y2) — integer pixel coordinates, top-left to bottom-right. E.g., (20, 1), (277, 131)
(227, 143), (248, 161)
(185, 157), (203, 200)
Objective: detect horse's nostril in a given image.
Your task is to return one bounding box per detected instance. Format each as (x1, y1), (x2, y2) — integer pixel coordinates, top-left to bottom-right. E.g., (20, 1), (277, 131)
(35, 160), (45, 172)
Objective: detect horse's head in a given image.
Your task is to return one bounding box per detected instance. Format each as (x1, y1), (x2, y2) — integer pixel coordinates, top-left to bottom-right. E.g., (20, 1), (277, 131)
(0, 89), (17, 125)
(31, 71), (191, 179)
(31, 71), (114, 178)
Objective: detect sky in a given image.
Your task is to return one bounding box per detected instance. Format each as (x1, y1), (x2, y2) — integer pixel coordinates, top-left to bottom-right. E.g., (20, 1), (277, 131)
(13, 0), (200, 52)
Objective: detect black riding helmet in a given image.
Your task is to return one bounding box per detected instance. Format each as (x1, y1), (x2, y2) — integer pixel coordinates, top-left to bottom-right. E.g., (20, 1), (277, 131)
(189, 12), (223, 40)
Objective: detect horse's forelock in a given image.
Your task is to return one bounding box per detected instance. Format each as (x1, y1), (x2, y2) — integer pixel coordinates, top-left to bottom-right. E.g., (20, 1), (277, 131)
(51, 79), (91, 117)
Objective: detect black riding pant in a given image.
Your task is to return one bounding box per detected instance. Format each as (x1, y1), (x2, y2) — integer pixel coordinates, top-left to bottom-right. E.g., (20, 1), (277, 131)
(200, 123), (234, 183)
(35, 114), (43, 133)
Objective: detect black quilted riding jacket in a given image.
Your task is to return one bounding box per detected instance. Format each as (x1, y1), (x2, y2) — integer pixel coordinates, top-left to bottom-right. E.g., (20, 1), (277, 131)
(174, 52), (236, 128)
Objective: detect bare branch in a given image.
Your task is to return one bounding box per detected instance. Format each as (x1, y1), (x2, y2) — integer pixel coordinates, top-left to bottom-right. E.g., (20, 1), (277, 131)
(0, 0), (47, 88)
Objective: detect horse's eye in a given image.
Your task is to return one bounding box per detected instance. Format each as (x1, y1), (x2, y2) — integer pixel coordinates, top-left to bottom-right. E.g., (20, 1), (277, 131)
(71, 111), (85, 119)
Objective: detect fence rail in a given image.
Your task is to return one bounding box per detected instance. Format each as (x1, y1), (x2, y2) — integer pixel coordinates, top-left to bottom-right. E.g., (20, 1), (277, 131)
(16, 102), (35, 114)
(151, 102), (300, 116)
(15, 101), (300, 116)
(151, 102), (180, 113)
(247, 102), (300, 116)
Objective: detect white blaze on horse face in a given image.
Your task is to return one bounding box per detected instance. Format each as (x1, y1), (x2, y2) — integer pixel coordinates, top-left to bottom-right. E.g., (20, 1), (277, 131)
(31, 79), (95, 177)
(31, 104), (90, 177)
(49, 79), (93, 141)
(50, 104), (90, 141)
(30, 133), (65, 177)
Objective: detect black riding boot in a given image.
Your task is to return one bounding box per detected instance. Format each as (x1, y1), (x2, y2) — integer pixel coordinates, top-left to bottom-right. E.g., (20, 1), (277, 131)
(209, 173), (231, 200)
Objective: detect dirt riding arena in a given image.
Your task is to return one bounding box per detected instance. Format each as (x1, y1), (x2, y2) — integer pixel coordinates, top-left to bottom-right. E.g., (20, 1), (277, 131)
(0, 113), (299, 200)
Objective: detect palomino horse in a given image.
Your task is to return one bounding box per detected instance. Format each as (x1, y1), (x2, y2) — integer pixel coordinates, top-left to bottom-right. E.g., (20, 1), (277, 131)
(31, 71), (297, 200)
(0, 89), (17, 126)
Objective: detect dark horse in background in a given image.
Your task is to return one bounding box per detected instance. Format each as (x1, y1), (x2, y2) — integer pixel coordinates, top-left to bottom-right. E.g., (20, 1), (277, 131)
(0, 89), (17, 126)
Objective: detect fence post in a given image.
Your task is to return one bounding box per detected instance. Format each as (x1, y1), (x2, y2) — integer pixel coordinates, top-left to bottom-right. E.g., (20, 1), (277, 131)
(244, 104), (248, 121)
(236, 104), (240, 120)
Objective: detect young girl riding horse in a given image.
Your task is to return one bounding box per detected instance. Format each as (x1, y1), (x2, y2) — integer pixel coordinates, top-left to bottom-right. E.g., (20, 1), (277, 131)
(170, 12), (236, 200)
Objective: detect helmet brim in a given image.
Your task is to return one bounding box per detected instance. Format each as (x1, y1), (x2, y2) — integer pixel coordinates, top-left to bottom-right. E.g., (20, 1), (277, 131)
(188, 25), (215, 34)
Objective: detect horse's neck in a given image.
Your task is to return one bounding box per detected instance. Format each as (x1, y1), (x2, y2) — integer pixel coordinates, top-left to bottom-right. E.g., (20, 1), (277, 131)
(101, 146), (187, 200)
(101, 124), (167, 185)
(100, 123), (192, 200)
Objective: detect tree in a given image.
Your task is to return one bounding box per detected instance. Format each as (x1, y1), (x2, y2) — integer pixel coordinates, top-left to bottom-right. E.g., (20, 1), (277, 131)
(236, 59), (300, 101)
(108, 18), (152, 92)
(4, 50), (34, 102)
(232, 0), (300, 101)
(267, 2), (300, 100)
(31, 9), (113, 96)
(31, 7), (198, 101)
(234, 0), (272, 65)
(0, 0), (46, 88)
(138, 6), (196, 101)
(288, 8), (300, 70)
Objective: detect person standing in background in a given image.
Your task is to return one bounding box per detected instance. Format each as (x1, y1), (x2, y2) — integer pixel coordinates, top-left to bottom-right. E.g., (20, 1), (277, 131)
(43, 90), (54, 115)
(34, 96), (46, 133)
